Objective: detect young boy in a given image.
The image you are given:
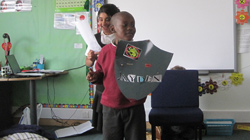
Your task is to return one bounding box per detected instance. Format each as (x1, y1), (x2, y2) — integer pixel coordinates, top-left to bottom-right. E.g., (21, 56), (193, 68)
(86, 12), (147, 140)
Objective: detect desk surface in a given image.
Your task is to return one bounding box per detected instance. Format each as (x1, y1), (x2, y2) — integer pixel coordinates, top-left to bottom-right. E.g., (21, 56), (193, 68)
(0, 76), (42, 81)
(0, 71), (68, 81)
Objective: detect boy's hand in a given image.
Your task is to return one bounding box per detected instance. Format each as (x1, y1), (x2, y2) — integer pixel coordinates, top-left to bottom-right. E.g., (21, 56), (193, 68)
(87, 50), (98, 61)
(86, 68), (97, 83)
(94, 51), (100, 58)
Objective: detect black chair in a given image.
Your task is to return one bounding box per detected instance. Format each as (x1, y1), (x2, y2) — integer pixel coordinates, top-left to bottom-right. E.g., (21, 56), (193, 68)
(149, 70), (203, 140)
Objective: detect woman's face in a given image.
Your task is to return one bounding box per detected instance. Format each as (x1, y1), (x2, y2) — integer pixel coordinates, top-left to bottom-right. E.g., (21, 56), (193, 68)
(98, 12), (112, 35)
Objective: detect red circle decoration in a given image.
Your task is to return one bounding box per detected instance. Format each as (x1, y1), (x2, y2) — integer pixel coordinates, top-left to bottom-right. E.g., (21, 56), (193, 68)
(80, 15), (85, 21)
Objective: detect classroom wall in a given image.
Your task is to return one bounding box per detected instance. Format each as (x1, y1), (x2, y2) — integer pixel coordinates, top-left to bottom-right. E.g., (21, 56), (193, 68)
(141, 10), (250, 122)
(1, 0), (250, 123)
(106, 0), (250, 122)
(0, 0), (91, 109)
(197, 24), (250, 122)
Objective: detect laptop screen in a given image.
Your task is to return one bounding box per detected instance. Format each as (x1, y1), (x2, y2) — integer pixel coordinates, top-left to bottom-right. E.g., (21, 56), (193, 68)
(6, 55), (21, 74)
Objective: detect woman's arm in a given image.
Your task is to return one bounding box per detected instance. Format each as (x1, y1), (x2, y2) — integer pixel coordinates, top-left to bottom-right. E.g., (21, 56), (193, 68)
(85, 57), (95, 67)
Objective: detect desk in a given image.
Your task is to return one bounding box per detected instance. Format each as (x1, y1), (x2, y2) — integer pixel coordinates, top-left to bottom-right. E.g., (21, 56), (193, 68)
(0, 71), (68, 125)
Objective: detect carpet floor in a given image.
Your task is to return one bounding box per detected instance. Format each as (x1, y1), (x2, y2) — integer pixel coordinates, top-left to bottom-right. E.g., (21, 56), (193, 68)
(42, 125), (250, 140)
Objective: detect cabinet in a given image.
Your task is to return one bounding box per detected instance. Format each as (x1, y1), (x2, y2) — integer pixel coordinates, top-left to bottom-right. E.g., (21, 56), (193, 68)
(0, 82), (12, 131)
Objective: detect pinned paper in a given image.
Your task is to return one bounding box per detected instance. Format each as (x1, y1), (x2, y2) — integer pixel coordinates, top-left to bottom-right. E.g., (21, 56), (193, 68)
(54, 13), (76, 29)
(55, 121), (94, 138)
(75, 13), (101, 55)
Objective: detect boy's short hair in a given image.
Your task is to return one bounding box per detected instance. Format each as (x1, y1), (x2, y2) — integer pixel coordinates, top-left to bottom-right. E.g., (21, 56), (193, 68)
(110, 11), (134, 25)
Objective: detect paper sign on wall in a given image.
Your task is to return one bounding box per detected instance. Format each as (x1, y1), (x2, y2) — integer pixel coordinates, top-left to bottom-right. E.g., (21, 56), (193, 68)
(0, 0), (32, 13)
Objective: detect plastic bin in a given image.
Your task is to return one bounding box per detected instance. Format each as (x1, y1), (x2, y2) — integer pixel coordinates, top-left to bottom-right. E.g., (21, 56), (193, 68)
(204, 119), (235, 136)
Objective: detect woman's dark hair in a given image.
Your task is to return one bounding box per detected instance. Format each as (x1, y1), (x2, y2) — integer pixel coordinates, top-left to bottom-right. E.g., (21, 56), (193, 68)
(98, 4), (120, 17)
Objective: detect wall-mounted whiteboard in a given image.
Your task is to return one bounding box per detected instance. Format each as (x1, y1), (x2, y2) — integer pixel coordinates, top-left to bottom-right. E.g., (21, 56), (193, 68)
(107, 0), (237, 73)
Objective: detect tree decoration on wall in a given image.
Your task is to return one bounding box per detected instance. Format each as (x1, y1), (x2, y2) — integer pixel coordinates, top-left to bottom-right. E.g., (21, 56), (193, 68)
(230, 73), (244, 86)
(235, 0), (250, 9)
(204, 78), (218, 94)
(235, 10), (250, 25)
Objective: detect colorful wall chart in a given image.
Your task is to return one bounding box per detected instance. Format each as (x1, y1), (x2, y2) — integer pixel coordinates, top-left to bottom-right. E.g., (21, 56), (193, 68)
(55, 0), (89, 12)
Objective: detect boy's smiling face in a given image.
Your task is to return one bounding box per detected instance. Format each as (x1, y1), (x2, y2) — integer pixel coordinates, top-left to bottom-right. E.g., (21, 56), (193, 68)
(110, 12), (136, 43)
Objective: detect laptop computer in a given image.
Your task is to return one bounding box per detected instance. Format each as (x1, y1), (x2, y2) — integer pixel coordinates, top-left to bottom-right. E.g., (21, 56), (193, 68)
(6, 55), (45, 77)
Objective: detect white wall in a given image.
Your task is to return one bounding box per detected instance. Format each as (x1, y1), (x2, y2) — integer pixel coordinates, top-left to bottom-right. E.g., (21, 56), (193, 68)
(144, 49), (250, 122)
(197, 24), (250, 122)
(107, 0), (236, 71)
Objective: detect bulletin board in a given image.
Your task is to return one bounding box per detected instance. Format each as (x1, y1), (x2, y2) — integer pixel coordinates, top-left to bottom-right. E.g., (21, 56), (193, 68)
(0, 0), (91, 107)
(107, 0), (237, 73)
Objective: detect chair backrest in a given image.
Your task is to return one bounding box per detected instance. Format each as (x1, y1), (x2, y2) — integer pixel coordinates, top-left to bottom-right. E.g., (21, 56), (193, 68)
(151, 70), (199, 108)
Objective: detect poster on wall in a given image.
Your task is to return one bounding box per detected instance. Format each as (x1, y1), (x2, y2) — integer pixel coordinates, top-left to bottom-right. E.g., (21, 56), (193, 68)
(75, 12), (89, 34)
(55, 0), (89, 12)
(54, 13), (76, 29)
(0, 0), (32, 13)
